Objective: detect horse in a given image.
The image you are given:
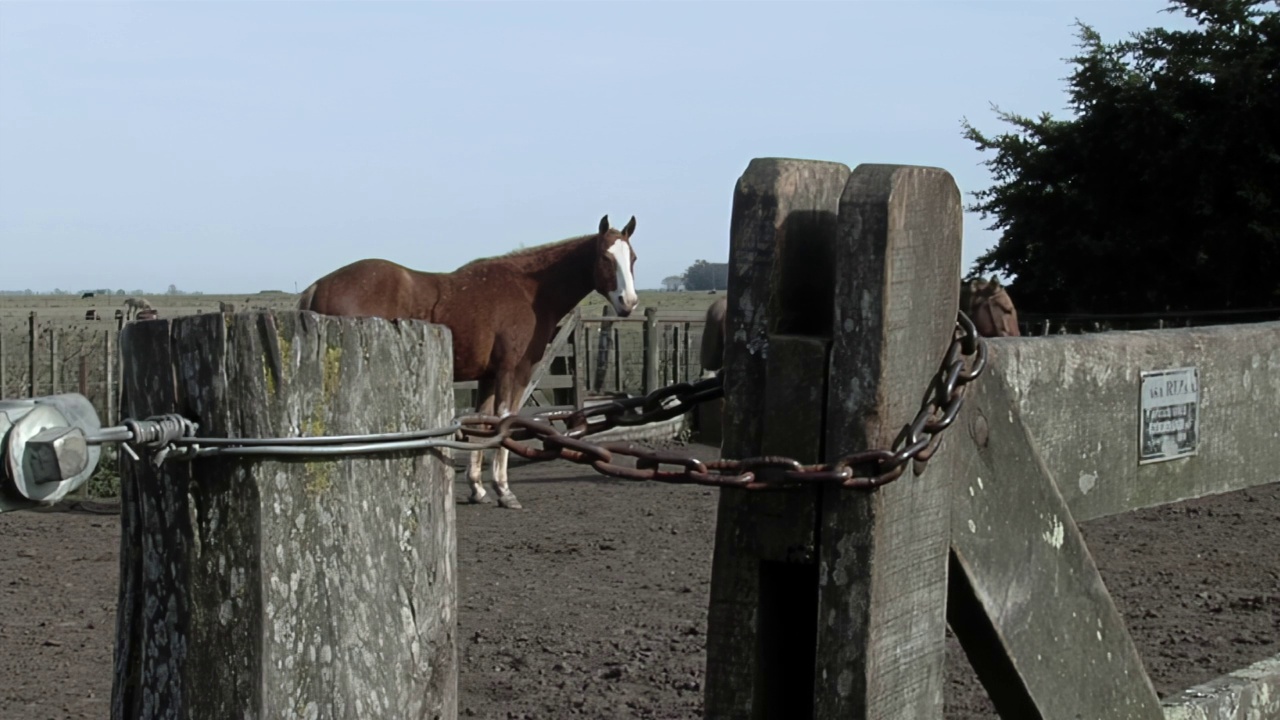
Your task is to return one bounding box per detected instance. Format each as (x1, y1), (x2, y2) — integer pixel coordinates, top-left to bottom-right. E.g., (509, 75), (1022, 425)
(699, 296), (727, 378)
(122, 297), (153, 321)
(298, 214), (640, 509)
(960, 276), (1021, 337)
(697, 277), (1021, 375)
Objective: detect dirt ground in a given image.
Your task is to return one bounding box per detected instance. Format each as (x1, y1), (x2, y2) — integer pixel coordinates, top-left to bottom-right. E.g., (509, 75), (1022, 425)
(2, 441), (1278, 719)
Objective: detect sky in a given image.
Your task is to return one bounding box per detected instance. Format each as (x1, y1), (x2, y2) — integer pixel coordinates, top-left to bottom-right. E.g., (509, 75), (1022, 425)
(0, 0), (1200, 295)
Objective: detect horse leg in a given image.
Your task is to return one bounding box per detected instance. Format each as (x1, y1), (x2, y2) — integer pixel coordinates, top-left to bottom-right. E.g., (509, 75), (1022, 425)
(489, 367), (528, 510)
(466, 377), (497, 504)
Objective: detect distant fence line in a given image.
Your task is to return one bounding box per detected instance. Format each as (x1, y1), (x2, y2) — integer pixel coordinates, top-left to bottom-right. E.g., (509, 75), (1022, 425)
(10, 304), (1280, 418)
(1019, 306), (1280, 336)
(0, 311), (123, 425)
(0, 307), (713, 424)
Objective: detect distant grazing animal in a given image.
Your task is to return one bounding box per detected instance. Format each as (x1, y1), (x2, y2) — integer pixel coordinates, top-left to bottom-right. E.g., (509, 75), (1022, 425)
(122, 297), (154, 321)
(299, 214), (640, 509)
(219, 301), (236, 313)
(81, 292), (95, 300)
(961, 276), (1021, 338)
(85, 309), (100, 321)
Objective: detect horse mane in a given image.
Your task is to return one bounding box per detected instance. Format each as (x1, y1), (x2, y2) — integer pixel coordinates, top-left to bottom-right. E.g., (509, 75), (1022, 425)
(454, 233), (600, 270)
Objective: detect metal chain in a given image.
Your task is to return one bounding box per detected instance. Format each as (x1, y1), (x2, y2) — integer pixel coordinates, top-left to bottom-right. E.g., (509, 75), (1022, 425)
(89, 311), (985, 489)
(453, 310), (986, 490)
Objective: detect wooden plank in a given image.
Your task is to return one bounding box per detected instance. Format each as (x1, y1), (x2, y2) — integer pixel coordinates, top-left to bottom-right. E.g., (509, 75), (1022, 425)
(104, 330), (114, 426)
(704, 157), (851, 720)
(813, 164), (960, 718)
(113, 311), (458, 719)
(28, 311), (36, 397)
(571, 316), (586, 409)
(112, 315), (176, 720)
(643, 307), (659, 394)
(50, 327), (58, 394)
(948, 363), (1164, 720)
(1162, 652), (1280, 719)
(983, 322), (1280, 521)
(519, 308), (581, 409)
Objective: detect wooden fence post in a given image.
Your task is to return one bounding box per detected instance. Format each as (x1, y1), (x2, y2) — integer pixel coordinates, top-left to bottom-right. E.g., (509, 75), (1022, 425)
(27, 311), (36, 397)
(1, 331), (6, 397)
(672, 325), (682, 385)
(612, 327), (622, 394)
(571, 313), (587, 409)
(705, 159), (961, 719)
(113, 311), (458, 720)
(49, 327), (59, 394)
(105, 330), (115, 426)
(594, 305), (614, 393)
(642, 306), (659, 394)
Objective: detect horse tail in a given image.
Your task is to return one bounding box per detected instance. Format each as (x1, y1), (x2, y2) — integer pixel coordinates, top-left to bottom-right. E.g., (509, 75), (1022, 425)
(296, 282), (318, 311)
(700, 297), (727, 373)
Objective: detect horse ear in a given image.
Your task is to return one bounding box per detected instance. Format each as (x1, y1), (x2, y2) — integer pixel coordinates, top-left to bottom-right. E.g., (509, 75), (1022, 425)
(599, 215), (610, 235)
(622, 216), (636, 238)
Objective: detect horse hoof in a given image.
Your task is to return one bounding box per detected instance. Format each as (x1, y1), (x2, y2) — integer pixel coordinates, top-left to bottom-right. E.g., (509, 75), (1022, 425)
(468, 492), (491, 504)
(497, 494), (522, 510)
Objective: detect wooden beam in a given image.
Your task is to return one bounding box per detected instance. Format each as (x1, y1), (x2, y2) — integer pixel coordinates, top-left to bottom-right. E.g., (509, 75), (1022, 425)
(982, 322), (1280, 521)
(520, 308), (581, 410)
(704, 158), (852, 719)
(948, 364), (1164, 719)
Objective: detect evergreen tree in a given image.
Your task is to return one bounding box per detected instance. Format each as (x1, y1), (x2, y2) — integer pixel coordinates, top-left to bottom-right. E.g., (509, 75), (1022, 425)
(964, 0), (1280, 313)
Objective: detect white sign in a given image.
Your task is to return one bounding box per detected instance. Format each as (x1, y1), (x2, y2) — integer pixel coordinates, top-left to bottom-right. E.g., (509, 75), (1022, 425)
(1139, 366), (1199, 464)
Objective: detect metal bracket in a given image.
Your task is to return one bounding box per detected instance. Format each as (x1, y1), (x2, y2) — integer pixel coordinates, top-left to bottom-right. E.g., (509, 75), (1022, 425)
(0, 394), (103, 513)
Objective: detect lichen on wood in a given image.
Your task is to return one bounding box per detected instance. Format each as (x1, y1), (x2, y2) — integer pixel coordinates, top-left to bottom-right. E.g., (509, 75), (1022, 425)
(114, 310), (458, 720)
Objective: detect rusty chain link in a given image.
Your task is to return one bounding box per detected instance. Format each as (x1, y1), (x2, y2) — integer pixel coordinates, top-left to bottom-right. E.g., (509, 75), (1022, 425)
(453, 310), (987, 491)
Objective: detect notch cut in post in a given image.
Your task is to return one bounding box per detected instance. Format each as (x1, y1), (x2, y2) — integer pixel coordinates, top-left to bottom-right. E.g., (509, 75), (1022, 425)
(705, 157), (851, 720)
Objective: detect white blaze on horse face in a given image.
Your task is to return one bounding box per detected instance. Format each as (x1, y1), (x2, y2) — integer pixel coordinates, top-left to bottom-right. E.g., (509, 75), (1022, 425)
(606, 240), (639, 316)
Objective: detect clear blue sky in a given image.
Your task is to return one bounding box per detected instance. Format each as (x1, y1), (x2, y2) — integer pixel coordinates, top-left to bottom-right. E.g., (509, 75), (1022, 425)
(0, 1), (1197, 295)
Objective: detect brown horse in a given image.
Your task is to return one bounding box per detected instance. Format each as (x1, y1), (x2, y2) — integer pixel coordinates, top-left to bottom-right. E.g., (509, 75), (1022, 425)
(699, 296), (727, 377)
(961, 276), (1021, 337)
(298, 215), (640, 509)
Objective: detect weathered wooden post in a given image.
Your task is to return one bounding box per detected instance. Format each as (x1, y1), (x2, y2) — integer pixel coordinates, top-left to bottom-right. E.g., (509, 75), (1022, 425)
(27, 311), (37, 397)
(571, 316), (587, 409)
(642, 306), (659, 394)
(593, 305), (614, 393)
(104, 329), (115, 426)
(1, 331), (7, 397)
(612, 326), (622, 393)
(113, 311), (458, 720)
(705, 159), (961, 719)
(49, 327), (59, 394)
